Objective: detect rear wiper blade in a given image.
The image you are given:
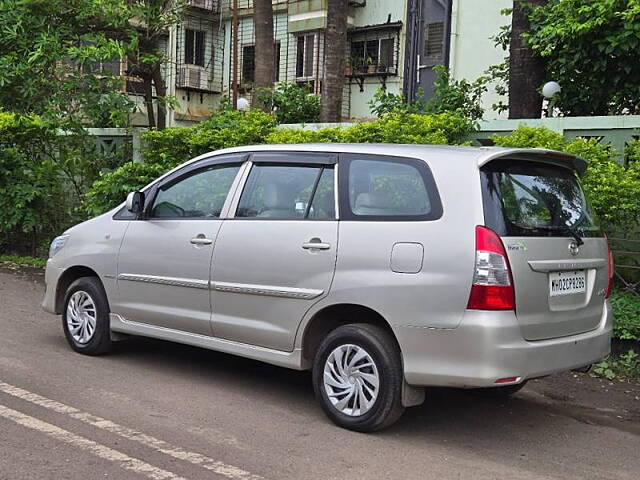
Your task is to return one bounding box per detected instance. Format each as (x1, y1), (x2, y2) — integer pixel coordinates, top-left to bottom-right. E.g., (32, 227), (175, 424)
(512, 224), (584, 246)
(557, 225), (584, 246)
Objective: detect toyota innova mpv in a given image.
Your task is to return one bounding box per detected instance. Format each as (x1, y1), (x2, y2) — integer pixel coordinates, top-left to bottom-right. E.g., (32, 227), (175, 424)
(43, 144), (613, 431)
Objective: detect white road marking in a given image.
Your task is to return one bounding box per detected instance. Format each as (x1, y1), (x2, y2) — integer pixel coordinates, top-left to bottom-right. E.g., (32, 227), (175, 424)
(0, 404), (185, 480)
(0, 381), (262, 480)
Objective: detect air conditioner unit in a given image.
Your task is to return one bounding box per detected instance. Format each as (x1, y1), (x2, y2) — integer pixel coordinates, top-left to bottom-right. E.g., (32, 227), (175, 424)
(178, 65), (210, 90)
(187, 0), (219, 12)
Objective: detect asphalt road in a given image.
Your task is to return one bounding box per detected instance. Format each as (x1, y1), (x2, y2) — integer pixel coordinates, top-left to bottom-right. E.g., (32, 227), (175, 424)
(0, 269), (638, 480)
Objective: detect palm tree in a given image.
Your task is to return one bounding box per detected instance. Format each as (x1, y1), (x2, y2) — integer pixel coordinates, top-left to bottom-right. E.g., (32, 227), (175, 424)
(320, 0), (348, 122)
(252, 0), (275, 108)
(509, 0), (547, 119)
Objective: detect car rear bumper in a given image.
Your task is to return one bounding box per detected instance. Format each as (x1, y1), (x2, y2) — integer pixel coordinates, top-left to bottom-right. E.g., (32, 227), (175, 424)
(397, 301), (612, 388)
(42, 261), (63, 314)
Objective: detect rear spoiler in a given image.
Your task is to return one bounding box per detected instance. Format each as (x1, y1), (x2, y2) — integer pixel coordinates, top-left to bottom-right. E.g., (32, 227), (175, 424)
(477, 148), (588, 176)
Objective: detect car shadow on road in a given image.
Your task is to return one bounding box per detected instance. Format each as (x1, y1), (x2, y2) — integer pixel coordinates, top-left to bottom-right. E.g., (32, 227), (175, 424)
(104, 335), (637, 438)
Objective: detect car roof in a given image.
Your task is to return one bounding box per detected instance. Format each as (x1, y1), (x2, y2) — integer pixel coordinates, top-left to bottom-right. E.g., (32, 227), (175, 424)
(191, 143), (587, 174)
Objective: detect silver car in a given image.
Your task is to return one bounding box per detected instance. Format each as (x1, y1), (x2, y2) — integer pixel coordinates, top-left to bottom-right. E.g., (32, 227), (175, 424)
(43, 144), (613, 431)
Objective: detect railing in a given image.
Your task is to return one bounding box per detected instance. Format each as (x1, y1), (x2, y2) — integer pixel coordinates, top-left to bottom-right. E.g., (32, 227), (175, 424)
(610, 237), (640, 296)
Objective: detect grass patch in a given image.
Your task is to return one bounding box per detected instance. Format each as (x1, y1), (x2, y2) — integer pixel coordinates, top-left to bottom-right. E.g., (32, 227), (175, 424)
(0, 254), (47, 268)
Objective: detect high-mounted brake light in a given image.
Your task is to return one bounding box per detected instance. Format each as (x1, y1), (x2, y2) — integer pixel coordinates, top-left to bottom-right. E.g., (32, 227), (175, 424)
(467, 226), (515, 310)
(605, 234), (614, 299)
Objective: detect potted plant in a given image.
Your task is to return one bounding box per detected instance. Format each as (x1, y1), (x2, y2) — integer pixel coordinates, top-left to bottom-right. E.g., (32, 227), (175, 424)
(356, 57), (368, 74)
(366, 57), (377, 74)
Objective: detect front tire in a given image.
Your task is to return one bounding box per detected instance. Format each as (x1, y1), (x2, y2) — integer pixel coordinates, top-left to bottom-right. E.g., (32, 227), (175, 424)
(313, 324), (404, 432)
(62, 277), (112, 356)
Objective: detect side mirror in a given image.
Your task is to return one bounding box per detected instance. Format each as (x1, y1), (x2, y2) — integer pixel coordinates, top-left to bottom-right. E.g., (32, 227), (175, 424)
(126, 191), (145, 215)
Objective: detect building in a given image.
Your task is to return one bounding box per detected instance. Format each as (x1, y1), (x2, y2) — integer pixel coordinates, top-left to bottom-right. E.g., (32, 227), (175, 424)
(126, 0), (510, 127)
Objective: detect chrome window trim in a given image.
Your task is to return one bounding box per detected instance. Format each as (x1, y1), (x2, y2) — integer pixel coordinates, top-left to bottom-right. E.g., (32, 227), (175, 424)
(117, 274), (209, 290)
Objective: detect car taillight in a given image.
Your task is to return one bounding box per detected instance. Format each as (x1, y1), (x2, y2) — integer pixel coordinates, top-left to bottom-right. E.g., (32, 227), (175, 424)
(605, 235), (614, 299)
(467, 226), (515, 310)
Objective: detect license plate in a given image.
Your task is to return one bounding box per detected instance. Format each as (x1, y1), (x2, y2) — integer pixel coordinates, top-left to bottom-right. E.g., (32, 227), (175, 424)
(549, 270), (586, 297)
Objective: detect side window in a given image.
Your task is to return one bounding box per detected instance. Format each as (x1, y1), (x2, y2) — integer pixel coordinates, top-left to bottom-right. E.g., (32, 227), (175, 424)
(308, 168), (335, 220)
(236, 164), (334, 219)
(150, 164), (240, 219)
(342, 155), (442, 221)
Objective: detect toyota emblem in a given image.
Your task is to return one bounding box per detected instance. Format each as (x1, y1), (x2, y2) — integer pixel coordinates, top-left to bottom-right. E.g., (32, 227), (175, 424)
(568, 241), (580, 256)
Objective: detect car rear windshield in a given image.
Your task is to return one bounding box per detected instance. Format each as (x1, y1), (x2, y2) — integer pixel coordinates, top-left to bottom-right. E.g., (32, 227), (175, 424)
(480, 159), (600, 237)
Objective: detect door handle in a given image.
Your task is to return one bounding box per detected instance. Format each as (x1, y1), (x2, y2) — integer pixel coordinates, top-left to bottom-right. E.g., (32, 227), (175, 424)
(190, 235), (213, 246)
(302, 239), (331, 250)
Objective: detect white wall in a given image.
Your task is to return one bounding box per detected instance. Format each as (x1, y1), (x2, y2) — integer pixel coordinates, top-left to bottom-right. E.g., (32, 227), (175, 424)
(449, 0), (512, 119)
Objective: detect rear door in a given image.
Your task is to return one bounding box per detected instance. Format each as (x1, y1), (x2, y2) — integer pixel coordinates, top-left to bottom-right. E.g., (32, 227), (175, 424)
(481, 159), (608, 340)
(209, 152), (338, 351)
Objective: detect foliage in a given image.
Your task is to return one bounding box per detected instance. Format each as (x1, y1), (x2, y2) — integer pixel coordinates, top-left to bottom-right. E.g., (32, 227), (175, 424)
(84, 109), (277, 215)
(525, 0), (640, 116)
(84, 162), (169, 218)
(267, 112), (475, 146)
(0, 254), (47, 269)
(368, 67), (487, 121)
(492, 126), (640, 235)
(0, 111), (116, 255)
(0, 0), (183, 129)
(255, 83), (321, 124)
(610, 288), (640, 341)
(593, 350), (640, 380)
(625, 140), (640, 163)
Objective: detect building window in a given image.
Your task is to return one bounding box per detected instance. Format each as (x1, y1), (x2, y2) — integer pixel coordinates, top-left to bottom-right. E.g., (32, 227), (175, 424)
(274, 41), (281, 82)
(242, 42), (280, 84)
(242, 45), (255, 83)
(296, 33), (316, 78)
(424, 22), (445, 62)
(185, 29), (205, 66)
(350, 36), (397, 73)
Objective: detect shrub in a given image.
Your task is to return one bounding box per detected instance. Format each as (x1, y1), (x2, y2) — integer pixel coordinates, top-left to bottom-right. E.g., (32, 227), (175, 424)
(255, 83), (320, 124)
(610, 288), (640, 341)
(368, 66), (487, 121)
(593, 350), (640, 380)
(0, 111), (118, 256)
(268, 112), (474, 146)
(83, 162), (169, 217)
(266, 127), (344, 144)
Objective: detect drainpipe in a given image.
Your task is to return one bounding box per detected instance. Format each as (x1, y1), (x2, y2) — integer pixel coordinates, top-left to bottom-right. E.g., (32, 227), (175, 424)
(167, 24), (178, 127)
(447, 0), (459, 79)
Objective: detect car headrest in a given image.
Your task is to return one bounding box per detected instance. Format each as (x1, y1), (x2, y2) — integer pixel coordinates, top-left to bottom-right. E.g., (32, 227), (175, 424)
(263, 182), (295, 210)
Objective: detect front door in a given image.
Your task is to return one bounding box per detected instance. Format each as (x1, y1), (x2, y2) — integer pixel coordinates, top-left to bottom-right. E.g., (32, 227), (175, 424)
(405, 0), (453, 101)
(114, 157), (244, 335)
(210, 153), (338, 351)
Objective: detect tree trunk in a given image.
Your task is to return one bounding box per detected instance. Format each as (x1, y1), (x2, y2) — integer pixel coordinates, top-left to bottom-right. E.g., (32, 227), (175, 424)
(320, 0), (348, 122)
(252, 0), (275, 109)
(142, 73), (156, 129)
(152, 64), (167, 129)
(508, 0), (546, 119)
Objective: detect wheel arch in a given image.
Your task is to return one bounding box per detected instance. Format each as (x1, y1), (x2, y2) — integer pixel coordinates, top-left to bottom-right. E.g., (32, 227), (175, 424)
(55, 265), (104, 314)
(299, 303), (400, 369)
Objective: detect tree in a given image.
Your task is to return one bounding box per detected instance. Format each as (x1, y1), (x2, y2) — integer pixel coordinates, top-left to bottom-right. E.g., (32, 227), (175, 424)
(0, 0), (183, 129)
(508, 0), (546, 119)
(320, 0), (348, 122)
(525, 0), (640, 116)
(252, 0), (275, 109)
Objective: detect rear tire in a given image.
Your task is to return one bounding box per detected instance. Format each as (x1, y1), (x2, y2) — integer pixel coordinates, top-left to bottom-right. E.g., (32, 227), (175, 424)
(312, 324), (404, 432)
(62, 277), (112, 356)
(470, 381), (527, 397)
